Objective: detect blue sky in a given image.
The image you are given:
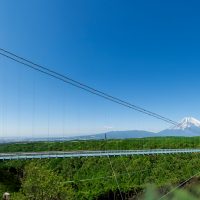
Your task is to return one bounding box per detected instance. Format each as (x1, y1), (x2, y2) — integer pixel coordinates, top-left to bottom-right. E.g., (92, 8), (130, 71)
(1, 0), (200, 137)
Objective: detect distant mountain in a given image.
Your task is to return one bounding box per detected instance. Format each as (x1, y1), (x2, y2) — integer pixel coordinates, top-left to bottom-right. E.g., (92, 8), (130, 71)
(173, 117), (200, 130)
(56, 130), (156, 141)
(76, 117), (200, 140)
(93, 130), (156, 139)
(159, 117), (200, 137)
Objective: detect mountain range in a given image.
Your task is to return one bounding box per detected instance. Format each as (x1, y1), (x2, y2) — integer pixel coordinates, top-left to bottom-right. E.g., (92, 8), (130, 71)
(74, 117), (200, 140)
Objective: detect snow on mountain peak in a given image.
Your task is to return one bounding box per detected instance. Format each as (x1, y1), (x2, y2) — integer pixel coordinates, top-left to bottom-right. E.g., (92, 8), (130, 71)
(173, 117), (200, 130)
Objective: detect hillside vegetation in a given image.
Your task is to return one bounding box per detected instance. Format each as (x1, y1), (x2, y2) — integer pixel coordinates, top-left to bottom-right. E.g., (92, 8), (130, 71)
(0, 137), (200, 153)
(0, 137), (200, 199)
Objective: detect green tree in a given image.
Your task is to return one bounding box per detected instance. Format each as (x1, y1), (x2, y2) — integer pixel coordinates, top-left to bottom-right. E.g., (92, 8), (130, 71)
(11, 192), (26, 200)
(20, 162), (74, 200)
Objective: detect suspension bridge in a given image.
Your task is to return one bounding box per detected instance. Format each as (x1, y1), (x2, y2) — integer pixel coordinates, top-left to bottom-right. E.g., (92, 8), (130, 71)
(0, 48), (200, 161)
(1, 149), (200, 160)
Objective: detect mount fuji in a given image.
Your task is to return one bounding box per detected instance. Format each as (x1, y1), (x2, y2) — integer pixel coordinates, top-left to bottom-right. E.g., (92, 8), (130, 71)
(159, 117), (200, 137)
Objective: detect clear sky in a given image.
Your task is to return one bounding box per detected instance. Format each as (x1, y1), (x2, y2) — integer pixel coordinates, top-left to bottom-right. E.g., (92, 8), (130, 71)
(1, 0), (200, 137)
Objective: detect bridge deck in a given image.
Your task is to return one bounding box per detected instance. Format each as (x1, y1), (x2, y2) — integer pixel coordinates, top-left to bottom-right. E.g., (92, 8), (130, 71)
(0, 149), (200, 160)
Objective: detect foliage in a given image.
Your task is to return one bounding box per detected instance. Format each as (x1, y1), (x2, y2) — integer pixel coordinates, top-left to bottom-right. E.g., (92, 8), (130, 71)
(0, 137), (200, 153)
(11, 193), (26, 200)
(0, 138), (200, 199)
(19, 162), (74, 200)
